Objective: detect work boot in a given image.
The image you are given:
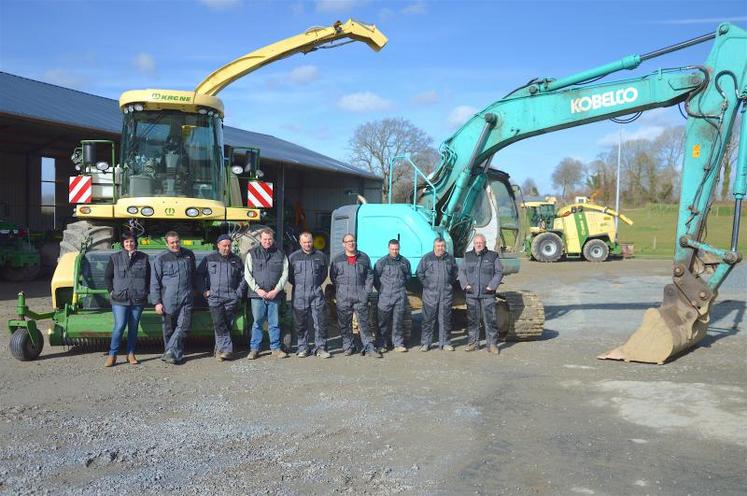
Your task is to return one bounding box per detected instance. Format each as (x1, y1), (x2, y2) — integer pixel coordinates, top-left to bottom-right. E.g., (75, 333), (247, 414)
(394, 346), (408, 353)
(272, 349), (289, 359)
(378, 347), (388, 354)
(247, 350), (258, 360)
(442, 345), (455, 352)
(316, 349), (332, 359)
(127, 353), (139, 365)
(161, 351), (177, 364)
(297, 349), (310, 358)
(105, 355), (116, 367)
(419, 345), (430, 352)
(217, 352), (233, 361)
(464, 343), (478, 352)
(487, 344), (500, 355)
(366, 349), (383, 358)
(343, 348), (356, 357)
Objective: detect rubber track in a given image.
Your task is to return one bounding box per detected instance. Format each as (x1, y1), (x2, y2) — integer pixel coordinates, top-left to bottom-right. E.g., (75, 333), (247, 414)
(497, 290), (545, 341)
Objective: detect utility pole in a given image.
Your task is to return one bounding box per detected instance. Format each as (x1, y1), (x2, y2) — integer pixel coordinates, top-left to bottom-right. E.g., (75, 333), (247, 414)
(615, 127), (622, 235)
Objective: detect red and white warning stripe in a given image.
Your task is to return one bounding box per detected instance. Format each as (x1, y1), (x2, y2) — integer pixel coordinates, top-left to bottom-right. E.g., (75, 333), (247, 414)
(69, 176), (92, 204)
(247, 181), (273, 208)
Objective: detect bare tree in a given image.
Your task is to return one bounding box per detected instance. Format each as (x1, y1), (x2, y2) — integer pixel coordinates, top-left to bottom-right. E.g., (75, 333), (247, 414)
(654, 125), (685, 201)
(348, 118), (436, 200)
(551, 158), (585, 200)
(521, 177), (540, 197)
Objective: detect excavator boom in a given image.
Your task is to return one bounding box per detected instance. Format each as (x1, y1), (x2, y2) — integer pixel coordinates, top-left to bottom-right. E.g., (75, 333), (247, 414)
(195, 19), (387, 96)
(419, 23), (747, 363)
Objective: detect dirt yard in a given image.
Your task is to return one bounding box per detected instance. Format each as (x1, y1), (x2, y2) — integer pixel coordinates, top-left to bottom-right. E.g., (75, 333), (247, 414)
(0, 259), (745, 495)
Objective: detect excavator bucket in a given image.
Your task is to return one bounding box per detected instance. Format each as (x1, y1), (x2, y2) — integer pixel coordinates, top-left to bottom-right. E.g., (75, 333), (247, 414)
(598, 282), (710, 364)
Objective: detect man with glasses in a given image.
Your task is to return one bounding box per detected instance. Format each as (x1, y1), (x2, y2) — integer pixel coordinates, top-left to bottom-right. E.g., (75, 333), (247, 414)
(329, 234), (380, 358)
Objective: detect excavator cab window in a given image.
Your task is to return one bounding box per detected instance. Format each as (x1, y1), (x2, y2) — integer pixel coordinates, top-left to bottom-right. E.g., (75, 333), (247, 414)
(120, 110), (224, 201)
(489, 177), (521, 254)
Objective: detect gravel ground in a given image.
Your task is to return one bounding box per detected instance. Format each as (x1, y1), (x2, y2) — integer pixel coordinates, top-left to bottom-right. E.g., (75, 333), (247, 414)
(0, 259), (744, 495)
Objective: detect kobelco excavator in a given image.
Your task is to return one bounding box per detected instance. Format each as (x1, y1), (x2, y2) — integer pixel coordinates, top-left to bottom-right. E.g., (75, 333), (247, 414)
(330, 22), (746, 364)
(8, 20), (387, 361)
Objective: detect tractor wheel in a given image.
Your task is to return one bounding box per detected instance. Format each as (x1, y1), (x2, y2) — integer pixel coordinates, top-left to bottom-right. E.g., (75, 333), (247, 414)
(59, 221), (113, 257)
(583, 239), (609, 262)
(2, 264), (41, 282)
(9, 327), (44, 361)
(530, 232), (563, 262)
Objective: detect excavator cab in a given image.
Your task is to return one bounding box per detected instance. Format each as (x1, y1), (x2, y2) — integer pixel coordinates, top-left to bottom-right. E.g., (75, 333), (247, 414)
(470, 170), (523, 257)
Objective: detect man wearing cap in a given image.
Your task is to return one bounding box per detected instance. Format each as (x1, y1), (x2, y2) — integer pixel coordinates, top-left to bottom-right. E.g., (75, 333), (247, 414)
(245, 227), (289, 360)
(104, 233), (149, 367)
(288, 231), (331, 358)
(197, 234), (246, 361)
(458, 233), (504, 354)
(151, 230), (197, 365)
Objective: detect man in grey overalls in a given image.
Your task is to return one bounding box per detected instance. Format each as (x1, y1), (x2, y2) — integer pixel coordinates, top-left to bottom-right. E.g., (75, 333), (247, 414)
(374, 239), (411, 353)
(329, 233), (380, 358)
(458, 233), (504, 354)
(416, 237), (458, 352)
(198, 234), (246, 361)
(288, 232), (330, 358)
(151, 231), (197, 364)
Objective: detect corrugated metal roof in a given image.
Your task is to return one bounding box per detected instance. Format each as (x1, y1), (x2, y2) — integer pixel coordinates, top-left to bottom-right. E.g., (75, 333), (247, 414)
(0, 71), (379, 179)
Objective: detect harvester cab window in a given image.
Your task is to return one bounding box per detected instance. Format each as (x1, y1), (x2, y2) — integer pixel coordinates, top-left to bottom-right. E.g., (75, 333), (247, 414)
(120, 111), (223, 201)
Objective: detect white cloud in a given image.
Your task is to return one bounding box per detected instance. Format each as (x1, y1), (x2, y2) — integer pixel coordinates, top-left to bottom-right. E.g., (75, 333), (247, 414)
(402, 1), (426, 15)
(337, 91), (392, 112)
(413, 90), (438, 105)
(378, 8), (394, 21)
(597, 125), (665, 147)
(42, 69), (86, 89)
(649, 16), (747, 25)
(288, 65), (320, 84)
(132, 53), (156, 74)
(316, 0), (367, 13)
(290, 2), (304, 15)
(448, 105), (476, 128)
(198, 0), (242, 10)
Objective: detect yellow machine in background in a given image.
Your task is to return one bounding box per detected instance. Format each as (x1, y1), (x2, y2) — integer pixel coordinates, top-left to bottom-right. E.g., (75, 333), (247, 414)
(8, 20), (388, 361)
(523, 196), (633, 262)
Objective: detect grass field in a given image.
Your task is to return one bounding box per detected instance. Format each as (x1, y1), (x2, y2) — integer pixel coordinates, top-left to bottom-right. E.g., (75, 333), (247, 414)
(616, 202), (747, 258)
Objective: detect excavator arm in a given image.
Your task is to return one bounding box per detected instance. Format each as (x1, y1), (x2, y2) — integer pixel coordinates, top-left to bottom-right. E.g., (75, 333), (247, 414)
(420, 23), (747, 363)
(195, 19), (387, 96)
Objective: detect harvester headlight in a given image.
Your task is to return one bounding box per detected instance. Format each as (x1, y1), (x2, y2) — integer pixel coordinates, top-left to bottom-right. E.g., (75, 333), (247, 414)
(231, 165), (244, 175)
(122, 107), (129, 114)
(256, 170), (265, 179)
(95, 161), (110, 172)
(201, 208), (213, 215)
(126, 206), (139, 215)
(134, 104), (144, 112)
(141, 207), (154, 216)
(79, 207), (91, 214)
(186, 207), (200, 217)
(198, 108), (208, 115)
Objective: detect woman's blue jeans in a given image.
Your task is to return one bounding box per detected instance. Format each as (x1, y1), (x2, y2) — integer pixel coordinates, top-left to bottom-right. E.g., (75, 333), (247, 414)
(109, 304), (144, 356)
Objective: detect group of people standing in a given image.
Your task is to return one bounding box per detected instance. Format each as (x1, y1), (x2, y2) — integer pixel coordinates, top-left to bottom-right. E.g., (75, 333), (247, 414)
(103, 228), (504, 367)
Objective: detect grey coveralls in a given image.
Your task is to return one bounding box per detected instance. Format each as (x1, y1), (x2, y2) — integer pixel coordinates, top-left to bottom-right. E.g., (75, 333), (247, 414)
(416, 251), (457, 348)
(458, 248), (504, 347)
(197, 251), (247, 354)
(288, 248), (328, 354)
(374, 254), (411, 349)
(151, 248), (197, 362)
(329, 251), (375, 354)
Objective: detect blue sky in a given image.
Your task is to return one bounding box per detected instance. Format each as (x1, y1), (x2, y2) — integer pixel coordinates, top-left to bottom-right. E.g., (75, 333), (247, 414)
(1, 0), (745, 193)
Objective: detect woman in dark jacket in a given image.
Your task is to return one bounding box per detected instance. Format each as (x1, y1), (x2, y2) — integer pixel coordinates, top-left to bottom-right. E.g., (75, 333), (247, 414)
(104, 234), (150, 367)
